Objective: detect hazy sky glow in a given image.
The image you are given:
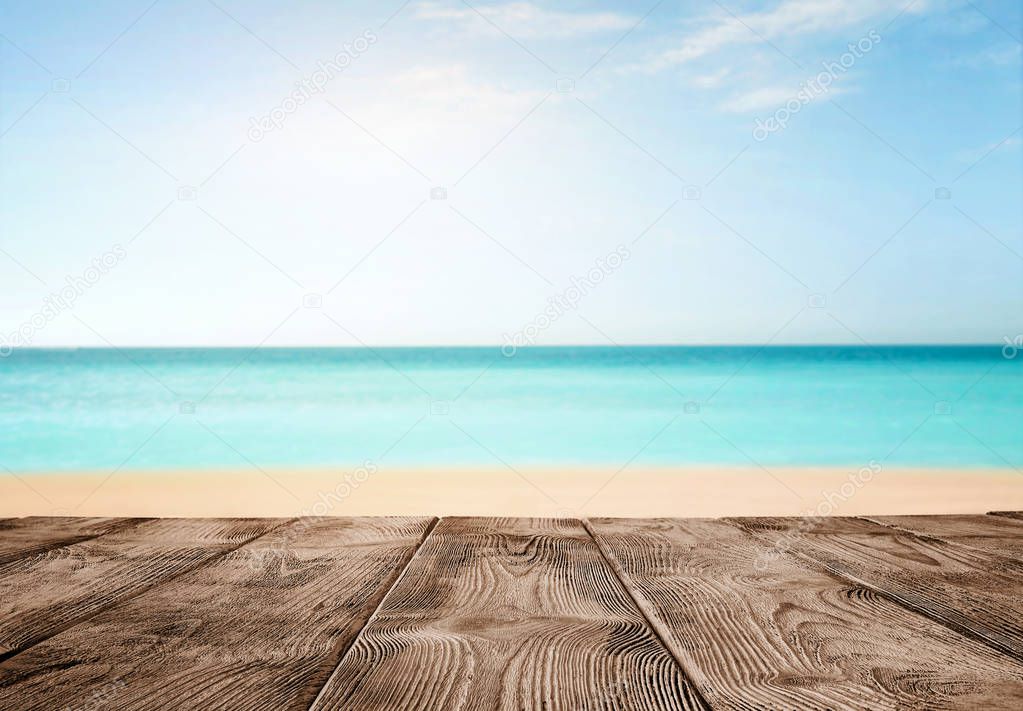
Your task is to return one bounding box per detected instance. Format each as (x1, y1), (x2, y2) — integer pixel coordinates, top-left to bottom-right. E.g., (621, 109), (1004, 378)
(1, 0), (1020, 348)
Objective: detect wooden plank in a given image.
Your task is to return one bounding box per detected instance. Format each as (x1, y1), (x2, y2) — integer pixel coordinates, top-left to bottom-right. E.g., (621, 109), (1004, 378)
(0, 517), (434, 711)
(309, 516), (708, 711)
(991, 511), (1023, 522)
(0, 517), (280, 659)
(864, 514), (1023, 560)
(588, 517), (1023, 710)
(0, 517), (148, 565)
(728, 516), (1023, 661)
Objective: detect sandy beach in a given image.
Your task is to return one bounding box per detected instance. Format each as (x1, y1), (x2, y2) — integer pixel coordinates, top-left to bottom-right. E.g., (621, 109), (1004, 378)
(4, 465), (1021, 519)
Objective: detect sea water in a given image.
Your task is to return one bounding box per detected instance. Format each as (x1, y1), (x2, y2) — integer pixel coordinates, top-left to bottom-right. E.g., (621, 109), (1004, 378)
(1, 346), (1019, 472)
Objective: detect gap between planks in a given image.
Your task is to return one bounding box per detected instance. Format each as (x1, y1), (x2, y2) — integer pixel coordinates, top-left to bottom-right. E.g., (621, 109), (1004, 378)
(0, 517), (151, 567)
(580, 517), (713, 711)
(305, 516), (440, 711)
(857, 513), (1023, 562)
(732, 515), (1023, 663)
(306, 516), (710, 710)
(0, 518), (298, 665)
(5, 513), (1023, 710)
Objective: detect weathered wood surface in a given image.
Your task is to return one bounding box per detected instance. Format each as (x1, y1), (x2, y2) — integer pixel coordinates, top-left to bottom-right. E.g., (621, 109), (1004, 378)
(588, 517), (1023, 710)
(729, 516), (1023, 661)
(0, 516), (147, 566)
(0, 517), (278, 659)
(310, 517), (708, 710)
(0, 517), (433, 711)
(2, 514), (1023, 711)
(865, 514), (1023, 560)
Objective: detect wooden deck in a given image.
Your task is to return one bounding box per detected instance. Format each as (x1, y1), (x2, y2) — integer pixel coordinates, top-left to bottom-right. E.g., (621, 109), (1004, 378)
(1, 514), (1022, 709)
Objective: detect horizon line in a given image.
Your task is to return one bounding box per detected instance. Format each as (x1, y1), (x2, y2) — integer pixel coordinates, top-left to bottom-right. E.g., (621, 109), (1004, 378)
(2, 342), (1011, 352)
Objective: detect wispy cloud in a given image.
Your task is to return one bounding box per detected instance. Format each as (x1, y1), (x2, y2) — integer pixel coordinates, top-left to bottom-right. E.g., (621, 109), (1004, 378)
(409, 64), (543, 110)
(691, 67), (733, 88)
(948, 44), (1022, 68)
(718, 85), (799, 112)
(955, 136), (1021, 164)
(414, 1), (636, 38)
(636, 0), (927, 71)
(718, 82), (848, 112)
(348, 63), (549, 146)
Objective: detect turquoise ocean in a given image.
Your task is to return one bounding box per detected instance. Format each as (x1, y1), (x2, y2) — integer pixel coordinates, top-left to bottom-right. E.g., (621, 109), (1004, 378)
(1, 346), (1019, 472)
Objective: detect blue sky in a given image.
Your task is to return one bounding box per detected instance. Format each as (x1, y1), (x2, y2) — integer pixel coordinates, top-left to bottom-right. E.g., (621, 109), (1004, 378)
(1, 0), (1020, 347)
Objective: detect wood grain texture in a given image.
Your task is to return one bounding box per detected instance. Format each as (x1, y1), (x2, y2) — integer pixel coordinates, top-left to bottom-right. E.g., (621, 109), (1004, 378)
(0, 517), (434, 711)
(991, 511), (1023, 522)
(0, 517), (279, 659)
(729, 516), (1023, 661)
(3, 515), (1023, 710)
(310, 516), (707, 711)
(0, 516), (148, 565)
(588, 517), (1023, 710)
(865, 514), (1023, 560)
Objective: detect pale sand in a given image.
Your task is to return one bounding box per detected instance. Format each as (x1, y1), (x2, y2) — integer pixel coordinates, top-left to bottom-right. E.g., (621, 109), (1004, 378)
(2, 465), (1021, 518)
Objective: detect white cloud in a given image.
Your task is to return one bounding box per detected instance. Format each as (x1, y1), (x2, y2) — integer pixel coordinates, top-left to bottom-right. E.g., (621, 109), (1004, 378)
(366, 64), (545, 119)
(949, 44), (1022, 68)
(955, 135), (1021, 163)
(252, 63), (549, 183)
(322, 64), (550, 172)
(718, 82), (848, 112)
(639, 0), (928, 71)
(718, 85), (799, 112)
(414, 1), (635, 38)
(691, 67), (732, 88)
